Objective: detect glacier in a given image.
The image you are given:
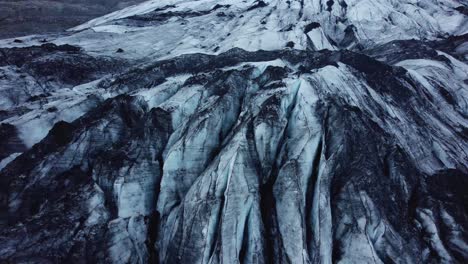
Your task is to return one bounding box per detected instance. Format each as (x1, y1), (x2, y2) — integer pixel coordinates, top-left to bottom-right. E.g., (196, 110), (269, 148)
(0, 0), (467, 263)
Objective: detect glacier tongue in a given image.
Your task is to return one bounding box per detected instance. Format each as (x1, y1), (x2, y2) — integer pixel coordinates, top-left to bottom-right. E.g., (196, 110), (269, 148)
(0, 0), (468, 263)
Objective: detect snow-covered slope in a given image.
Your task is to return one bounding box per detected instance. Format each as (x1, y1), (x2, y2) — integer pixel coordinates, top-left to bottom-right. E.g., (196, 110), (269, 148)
(68, 0), (466, 56)
(3, 0), (465, 59)
(0, 0), (467, 263)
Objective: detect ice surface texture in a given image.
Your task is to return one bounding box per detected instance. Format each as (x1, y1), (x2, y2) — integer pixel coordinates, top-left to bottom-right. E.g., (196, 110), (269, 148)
(0, 0), (467, 263)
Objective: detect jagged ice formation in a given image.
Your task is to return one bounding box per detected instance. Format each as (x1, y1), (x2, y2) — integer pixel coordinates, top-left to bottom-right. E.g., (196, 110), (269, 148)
(0, 0), (467, 263)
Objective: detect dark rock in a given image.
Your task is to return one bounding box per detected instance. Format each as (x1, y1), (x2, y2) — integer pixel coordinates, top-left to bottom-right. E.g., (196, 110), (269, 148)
(304, 22), (321, 33)
(455, 6), (468, 16)
(247, 0), (268, 11)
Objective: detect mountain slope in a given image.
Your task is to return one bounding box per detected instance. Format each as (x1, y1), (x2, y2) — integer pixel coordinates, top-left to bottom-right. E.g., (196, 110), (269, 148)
(0, 0), (145, 39)
(0, 0), (467, 263)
